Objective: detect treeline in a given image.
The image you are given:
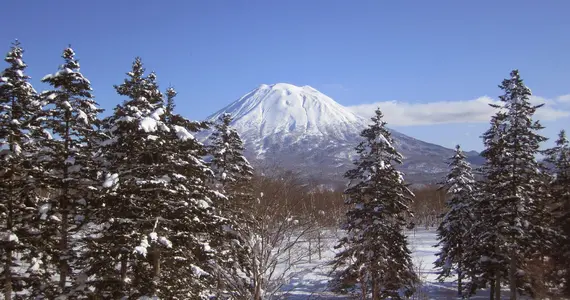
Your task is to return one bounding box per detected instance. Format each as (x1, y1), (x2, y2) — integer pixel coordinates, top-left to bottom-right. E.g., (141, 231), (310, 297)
(0, 39), (442, 299)
(432, 71), (570, 299)
(323, 70), (569, 300)
(2, 41), (569, 300)
(0, 41), (331, 299)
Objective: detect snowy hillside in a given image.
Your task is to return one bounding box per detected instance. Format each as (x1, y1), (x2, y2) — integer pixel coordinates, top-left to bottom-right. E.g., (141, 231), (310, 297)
(203, 83), (482, 186)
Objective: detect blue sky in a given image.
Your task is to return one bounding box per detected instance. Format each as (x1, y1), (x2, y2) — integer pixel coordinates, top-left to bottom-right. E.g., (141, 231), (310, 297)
(1, 0), (569, 151)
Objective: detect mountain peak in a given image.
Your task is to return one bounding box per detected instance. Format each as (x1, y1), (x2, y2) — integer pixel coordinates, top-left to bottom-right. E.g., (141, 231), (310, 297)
(257, 83), (317, 93)
(208, 83), (366, 139)
(203, 83), (483, 185)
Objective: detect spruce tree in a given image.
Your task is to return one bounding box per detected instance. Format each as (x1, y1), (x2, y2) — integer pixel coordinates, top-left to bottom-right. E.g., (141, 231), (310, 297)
(82, 58), (167, 298)
(86, 59), (224, 298)
(434, 145), (476, 296)
(471, 70), (548, 299)
(462, 112), (508, 299)
(544, 130), (570, 296)
(0, 41), (43, 299)
(331, 108), (417, 299)
(157, 87), (228, 299)
(209, 113), (254, 195)
(208, 113), (255, 298)
(34, 46), (104, 297)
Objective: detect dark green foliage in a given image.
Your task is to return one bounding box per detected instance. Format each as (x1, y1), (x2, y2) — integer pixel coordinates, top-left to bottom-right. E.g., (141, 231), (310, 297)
(208, 113), (256, 298)
(84, 58), (224, 298)
(33, 47), (104, 297)
(331, 108), (417, 299)
(544, 130), (570, 296)
(434, 145), (476, 296)
(464, 70), (549, 299)
(0, 41), (44, 299)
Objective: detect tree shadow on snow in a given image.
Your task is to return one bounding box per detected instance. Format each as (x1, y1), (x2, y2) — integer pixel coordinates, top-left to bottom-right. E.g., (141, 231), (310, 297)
(278, 266), (350, 299)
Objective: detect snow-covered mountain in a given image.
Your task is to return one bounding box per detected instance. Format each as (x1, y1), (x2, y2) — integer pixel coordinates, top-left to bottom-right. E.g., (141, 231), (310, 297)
(203, 83), (482, 187)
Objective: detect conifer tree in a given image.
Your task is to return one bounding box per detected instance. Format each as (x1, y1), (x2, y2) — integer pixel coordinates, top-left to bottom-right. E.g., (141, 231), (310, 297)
(461, 114), (507, 299)
(208, 113), (255, 298)
(544, 130), (570, 295)
(434, 145), (476, 296)
(82, 58), (166, 298)
(209, 113), (254, 194)
(34, 46), (104, 297)
(157, 87), (228, 299)
(0, 41), (43, 299)
(469, 70), (548, 300)
(86, 59), (224, 298)
(331, 108), (417, 299)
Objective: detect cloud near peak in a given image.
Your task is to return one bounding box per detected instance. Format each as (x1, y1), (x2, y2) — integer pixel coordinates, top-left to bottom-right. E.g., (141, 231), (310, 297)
(347, 94), (570, 126)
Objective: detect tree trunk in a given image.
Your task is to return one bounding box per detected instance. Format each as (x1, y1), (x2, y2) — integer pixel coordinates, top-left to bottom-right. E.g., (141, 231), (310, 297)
(360, 271), (368, 300)
(150, 248), (160, 295)
(59, 114), (71, 291)
(509, 254), (517, 300)
(59, 189), (69, 291)
(490, 279), (495, 300)
(253, 273), (262, 300)
(317, 231), (322, 260)
(495, 270), (501, 300)
(59, 206), (68, 290)
(152, 250), (160, 280)
(120, 254), (128, 287)
(457, 266), (462, 297)
(308, 238), (312, 263)
(5, 108), (15, 300)
(372, 277), (380, 300)
(4, 192), (13, 299)
(4, 247), (12, 300)
(251, 242), (261, 300)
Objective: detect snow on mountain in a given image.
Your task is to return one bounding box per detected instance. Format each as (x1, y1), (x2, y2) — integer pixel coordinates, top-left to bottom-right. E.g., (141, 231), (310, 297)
(202, 83), (482, 186)
(208, 83), (366, 153)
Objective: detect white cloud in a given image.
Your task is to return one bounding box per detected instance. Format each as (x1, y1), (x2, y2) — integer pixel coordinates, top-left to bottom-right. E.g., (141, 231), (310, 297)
(557, 94), (570, 103)
(347, 94), (570, 126)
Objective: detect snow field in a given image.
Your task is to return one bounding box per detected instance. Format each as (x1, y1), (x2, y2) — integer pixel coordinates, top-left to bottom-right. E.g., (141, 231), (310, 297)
(275, 228), (518, 299)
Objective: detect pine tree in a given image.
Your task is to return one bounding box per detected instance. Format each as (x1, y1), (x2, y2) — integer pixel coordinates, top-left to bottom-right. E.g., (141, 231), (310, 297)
(461, 113), (508, 299)
(208, 113), (255, 298)
(434, 145), (476, 296)
(86, 59), (224, 298)
(209, 113), (254, 195)
(32, 46), (104, 297)
(470, 70), (548, 299)
(544, 130), (570, 296)
(80, 58), (165, 298)
(157, 87), (229, 299)
(0, 41), (43, 299)
(331, 108), (417, 299)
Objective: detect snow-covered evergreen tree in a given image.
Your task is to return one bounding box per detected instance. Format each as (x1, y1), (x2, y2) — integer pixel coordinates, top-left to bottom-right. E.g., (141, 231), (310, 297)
(209, 113), (254, 194)
(85, 59), (224, 298)
(468, 70), (548, 300)
(331, 108), (417, 299)
(544, 129), (570, 296)
(0, 41), (44, 299)
(208, 113), (255, 298)
(33, 46), (104, 297)
(462, 112), (509, 299)
(434, 144), (476, 296)
(154, 86), (227, 299)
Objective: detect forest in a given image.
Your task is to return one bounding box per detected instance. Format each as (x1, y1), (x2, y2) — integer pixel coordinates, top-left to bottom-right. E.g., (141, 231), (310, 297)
(1, 41), (569, 300)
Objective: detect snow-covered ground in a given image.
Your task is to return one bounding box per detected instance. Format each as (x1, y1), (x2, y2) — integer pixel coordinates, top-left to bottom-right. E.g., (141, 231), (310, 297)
(275, 228), (515, 299)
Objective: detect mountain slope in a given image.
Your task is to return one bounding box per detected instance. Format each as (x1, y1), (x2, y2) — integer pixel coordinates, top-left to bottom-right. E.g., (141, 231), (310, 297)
(208, 83), (365, 152)
(204, 83), (481, 186)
